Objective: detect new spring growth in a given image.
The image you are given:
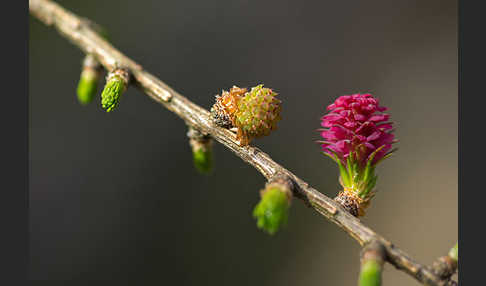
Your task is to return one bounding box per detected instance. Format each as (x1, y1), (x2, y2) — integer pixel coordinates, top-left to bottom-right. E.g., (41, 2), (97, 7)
(187, 127), (213, 174)
(253, 177), (292, 235)
(449, 242), (458, 262)
(101, 69), (129, 112)
(319, 94), (397, 217)
(359, 242), (385, 286)
(76, 54), (102, 105)
(76, 23), (109, 106)
(211, 84), (282, 146)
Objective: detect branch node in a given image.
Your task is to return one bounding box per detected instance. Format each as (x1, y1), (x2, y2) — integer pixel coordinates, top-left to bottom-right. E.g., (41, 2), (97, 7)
(432, 256), (458, 280)
(361, 240), (386, 264)
(267, 173), (294, 203)
(431, 242), (458, 281)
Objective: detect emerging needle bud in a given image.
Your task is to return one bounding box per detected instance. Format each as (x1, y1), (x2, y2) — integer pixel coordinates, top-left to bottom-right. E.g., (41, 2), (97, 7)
(359, 242), (385, 286)
(76, 54), (102, 105)
(253, 177), (292, 235)
(449, 243), (458, 262)
(432, 242), (458, 279)
(187, 127), (213, 174)
(101, 68), (129, 112)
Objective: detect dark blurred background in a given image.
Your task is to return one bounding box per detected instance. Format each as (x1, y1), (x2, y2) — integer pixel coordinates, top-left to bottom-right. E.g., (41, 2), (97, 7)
(29, 0), (457, 285)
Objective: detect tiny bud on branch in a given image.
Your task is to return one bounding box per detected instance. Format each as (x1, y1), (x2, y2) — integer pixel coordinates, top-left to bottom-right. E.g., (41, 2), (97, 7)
(76, 54), (102, 105)
(187, 127), (214, 174)
(101, 68), (129, 112)
(253, 175), (293, 235)
(432, 242), (458, 280)
(448, 242), (458, 262)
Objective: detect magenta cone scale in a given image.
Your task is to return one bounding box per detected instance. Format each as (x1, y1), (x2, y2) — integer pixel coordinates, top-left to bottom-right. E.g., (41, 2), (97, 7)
(321, 94), (394, 166)
(319, 94), (396, 217)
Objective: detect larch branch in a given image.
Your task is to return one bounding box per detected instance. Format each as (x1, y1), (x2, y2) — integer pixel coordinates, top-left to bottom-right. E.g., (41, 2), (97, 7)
(29, 0), (455, 285)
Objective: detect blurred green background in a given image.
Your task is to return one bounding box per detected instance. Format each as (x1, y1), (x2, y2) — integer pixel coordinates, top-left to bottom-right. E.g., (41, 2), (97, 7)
(29, 0), (457, 285)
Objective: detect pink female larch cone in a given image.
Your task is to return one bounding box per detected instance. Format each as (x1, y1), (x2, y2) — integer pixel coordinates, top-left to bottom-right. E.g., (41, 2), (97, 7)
(319, 93), (396, 217)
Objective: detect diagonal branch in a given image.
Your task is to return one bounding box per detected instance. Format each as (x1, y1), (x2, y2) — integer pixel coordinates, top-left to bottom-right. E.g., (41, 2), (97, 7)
(29, 0), (455, 285)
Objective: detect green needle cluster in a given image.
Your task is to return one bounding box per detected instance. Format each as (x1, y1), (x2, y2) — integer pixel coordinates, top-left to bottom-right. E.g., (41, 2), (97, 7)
(76, 54), (102, 105)
(188, 128), (214, 175)
(253, 186), (290, 235)
(77, 67), (100, 105)
(359, 260), (382, 286)
(192, 147), (213, 174)
(101, 70), (128, 112)
(448, 242), (458, 262)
